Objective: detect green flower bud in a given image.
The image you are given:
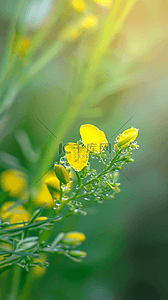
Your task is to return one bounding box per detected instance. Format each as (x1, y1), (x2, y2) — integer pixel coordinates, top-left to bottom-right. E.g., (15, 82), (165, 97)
(69, 250), (87, 258)
(54, 164), (70, 184)
(116, 128), (139, 148)
(63, 231), (86, 245)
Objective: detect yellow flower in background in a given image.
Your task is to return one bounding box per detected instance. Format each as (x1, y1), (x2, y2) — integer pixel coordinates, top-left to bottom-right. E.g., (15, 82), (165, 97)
(0, 201), (26, 220)
(34, 171), (60, 208)
(33, 254), (46, 277)
(63, 231), (86, 245)
(71, 0), (86, 12)
(0, 201), (31, 228)
(9, 211), (31, 228)
(0, 169), (27, 198)
(34, 184), (56, 208)
(81, 15), (98, 29)
(80, 124), (108, 153)
(116, 128), (139, 148)
(93, 0), (113, 7)
(64, 142), (89, 171)
(17, 37), (31, 56)
(60, 26), (81, 41)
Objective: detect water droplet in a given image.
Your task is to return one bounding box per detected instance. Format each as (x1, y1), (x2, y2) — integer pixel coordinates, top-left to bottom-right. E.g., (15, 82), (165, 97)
(45, 262), (49, 267)
(47, 244), (50, 248)
(84, 197), (90, 201)
(106, 193), (109, 197)
(97, 200), (104, 204)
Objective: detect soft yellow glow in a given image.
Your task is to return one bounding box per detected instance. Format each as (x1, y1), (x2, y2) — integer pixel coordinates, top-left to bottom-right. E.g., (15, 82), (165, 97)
(33, 254), (46, 277)
(81, 15), (98, 29)
(71, 0), (86, 12)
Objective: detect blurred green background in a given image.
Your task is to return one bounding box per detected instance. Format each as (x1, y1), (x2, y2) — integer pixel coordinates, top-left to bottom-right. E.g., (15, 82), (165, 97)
(0, 0), (168, 299)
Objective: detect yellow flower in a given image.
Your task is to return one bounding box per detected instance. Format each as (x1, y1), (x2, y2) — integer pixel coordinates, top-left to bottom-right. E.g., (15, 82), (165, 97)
(34, 184), (56, 208)
(93, 0), (113, 7)
(0, 169), (27, 198)
(17, 37), (31, 55)
(9, 211), (31, 228)
(71, 0), (86, 12)
(33, 254), (46, 277)
(63, 231), (86, 245)
(0, 201), (26, 220)
(34, 171), (60, 208)
(54, 164), (70, 184)
(81, 15), (98, 29)
(64, 143), (89, 171)
(80, 124), (108, 153)
(116, 128), (139, 148)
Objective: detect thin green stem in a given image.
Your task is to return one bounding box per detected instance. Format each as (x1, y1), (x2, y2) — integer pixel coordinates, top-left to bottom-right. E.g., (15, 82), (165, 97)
(9, 266), (21, 300)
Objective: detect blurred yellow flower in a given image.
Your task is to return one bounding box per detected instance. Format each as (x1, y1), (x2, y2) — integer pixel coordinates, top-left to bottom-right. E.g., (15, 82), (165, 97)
(93, 0), (113, 7)
(33, 254), (46, 277)
(116, 128), (139, 148)
(34, 184), (56, 208)
(34, 171), (60, 208)
(64, 142), (89, 171)
(0, 169), (27, 198)
(81, 15), (98, 29)
(17, 37), (31, 55)
(0, 201), (31, 228)
(0, 201), (26, 220)
(71, 0), (86, 12)
(63, 231), (86, 245)
(80, 124), (108, 153)
(9, 211), (31, 228)
(60, 26), (81, 41)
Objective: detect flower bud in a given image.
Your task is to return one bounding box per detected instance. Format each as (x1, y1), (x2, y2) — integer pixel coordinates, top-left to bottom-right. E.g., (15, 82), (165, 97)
(116, 128), (139, 148)
(69, 250), (87, 258)
(63, 231), (86, 245)
(54, 164), (70, 185)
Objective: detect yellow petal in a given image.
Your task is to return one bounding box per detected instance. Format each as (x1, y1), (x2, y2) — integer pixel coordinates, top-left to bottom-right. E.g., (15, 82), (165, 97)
(80, 124), (108, 153)
(64, 143), (89, 171)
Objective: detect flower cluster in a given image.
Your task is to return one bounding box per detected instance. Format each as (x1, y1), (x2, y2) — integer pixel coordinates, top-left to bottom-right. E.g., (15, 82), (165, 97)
(0, 123), (139, 275)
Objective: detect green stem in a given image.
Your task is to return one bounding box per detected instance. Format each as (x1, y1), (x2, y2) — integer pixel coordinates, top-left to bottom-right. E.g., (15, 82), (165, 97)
(9, 266), (21, 300)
